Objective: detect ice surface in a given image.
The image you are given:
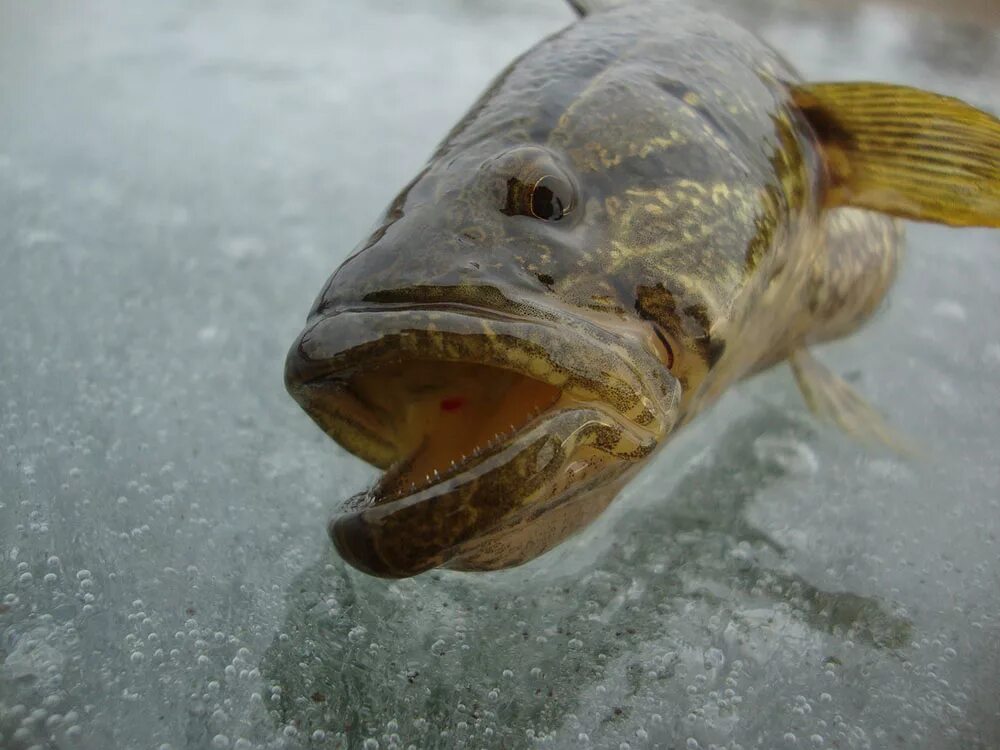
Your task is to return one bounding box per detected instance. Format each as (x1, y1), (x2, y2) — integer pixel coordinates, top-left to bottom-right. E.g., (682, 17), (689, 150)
(1, 1), (998, 748)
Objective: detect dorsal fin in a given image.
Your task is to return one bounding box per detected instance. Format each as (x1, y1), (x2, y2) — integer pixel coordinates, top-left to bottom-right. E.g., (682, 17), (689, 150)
(792, 82), (1000, 227)
(566, 0), (628, 17)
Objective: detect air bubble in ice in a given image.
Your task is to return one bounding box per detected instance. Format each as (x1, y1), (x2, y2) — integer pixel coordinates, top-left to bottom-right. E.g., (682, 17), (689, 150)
(348, 625), (367, 643)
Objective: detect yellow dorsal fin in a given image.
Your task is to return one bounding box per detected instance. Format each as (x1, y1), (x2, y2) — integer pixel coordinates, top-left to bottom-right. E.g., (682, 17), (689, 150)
(792, 82), (1000, 227)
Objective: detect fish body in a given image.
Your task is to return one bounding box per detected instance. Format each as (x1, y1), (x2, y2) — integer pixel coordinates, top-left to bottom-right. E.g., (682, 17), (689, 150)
(285, 0), (1000, 577)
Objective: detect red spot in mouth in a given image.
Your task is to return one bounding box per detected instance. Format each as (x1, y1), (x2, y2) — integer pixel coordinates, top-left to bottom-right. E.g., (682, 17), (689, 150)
(440, 396), (465, 412)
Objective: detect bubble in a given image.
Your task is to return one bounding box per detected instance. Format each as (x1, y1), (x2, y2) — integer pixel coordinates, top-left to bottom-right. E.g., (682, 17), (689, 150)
(131, 651), (144, 664)
(348, 625), (367, 643)
(931, 299), (967, 321)
(43, 573), (57, 584)
(753, 434), (819, 476)
(211, 734), (229, 748)
(704, 648), (725, 670)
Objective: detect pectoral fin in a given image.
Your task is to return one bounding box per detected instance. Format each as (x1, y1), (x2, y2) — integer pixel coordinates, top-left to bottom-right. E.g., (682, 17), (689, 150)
(789, 349), (915, 455)
(792, 82), (1000, 227)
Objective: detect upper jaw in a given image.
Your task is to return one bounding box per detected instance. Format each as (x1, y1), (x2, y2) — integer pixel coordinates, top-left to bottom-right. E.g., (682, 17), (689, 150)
(285, 295), (675, 426)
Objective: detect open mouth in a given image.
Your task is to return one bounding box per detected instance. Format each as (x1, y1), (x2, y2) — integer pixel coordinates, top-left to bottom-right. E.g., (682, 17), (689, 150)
(285, 301), (675, 577)
(346, 359), (562, 502)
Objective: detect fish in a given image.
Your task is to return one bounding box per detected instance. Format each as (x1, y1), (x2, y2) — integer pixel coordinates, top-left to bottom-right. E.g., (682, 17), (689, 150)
(284, 0), (1000, 578)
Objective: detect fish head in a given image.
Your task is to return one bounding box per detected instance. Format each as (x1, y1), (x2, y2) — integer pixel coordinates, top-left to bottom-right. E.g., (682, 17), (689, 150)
(284, 141), (697, 577)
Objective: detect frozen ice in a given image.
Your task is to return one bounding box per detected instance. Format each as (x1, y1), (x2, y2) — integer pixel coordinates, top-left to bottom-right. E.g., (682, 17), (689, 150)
(1, 0), (999, 749)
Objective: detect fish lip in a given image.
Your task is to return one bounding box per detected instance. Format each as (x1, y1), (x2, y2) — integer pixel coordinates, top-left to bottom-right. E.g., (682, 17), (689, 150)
(285, 299), (672, 410)
(284, 301), (558, 389)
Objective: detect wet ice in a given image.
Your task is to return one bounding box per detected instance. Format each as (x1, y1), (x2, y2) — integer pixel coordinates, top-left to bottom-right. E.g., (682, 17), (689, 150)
(1, 0), (999, 749)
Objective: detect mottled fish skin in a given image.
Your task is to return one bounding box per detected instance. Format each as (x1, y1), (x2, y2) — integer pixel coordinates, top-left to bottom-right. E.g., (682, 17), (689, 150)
(285, 0), (902, 575)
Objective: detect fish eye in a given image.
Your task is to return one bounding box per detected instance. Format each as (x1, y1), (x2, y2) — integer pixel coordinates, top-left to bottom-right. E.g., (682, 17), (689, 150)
(529, 175), (572, 221)
(496, 148), (577, 222)
(504, 173), (575, 221)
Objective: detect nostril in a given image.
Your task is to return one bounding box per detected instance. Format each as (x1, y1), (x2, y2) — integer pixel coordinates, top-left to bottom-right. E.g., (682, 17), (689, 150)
(459, 226), (486, 243)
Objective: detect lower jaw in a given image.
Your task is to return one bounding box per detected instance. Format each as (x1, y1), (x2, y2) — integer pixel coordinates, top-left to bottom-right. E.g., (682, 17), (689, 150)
(329, 405), (655, 578)
(443, 467), (639, 572)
